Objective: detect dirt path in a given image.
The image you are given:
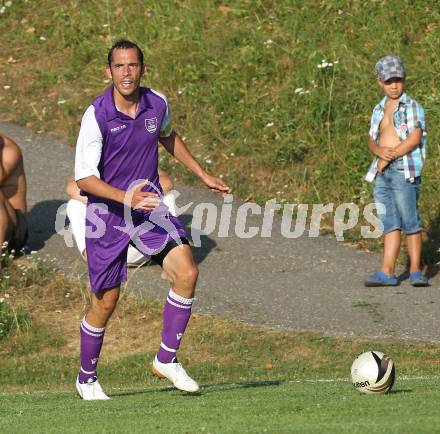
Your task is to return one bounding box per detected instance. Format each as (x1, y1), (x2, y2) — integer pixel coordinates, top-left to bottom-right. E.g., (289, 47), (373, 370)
(2, 120), (439, 342)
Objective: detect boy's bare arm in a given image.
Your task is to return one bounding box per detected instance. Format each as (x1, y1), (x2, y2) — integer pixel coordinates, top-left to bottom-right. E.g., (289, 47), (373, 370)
(392, 128), (423, 158)
(377, 158), (390, 173)
(368, 137), (397, 161)
(66, 176), (88, 204)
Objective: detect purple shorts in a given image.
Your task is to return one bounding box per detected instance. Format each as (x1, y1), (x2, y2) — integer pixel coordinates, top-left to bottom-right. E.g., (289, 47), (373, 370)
(85, 202), (186, 293)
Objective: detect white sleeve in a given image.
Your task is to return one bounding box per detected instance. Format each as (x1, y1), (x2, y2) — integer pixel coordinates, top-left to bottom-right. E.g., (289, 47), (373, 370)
(159, 103), (173, 138)
(150, 89), (173, 138)
(74, 105), (103, 181)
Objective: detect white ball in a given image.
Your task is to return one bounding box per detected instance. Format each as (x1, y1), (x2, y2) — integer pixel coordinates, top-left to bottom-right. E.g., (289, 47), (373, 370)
(351, 351), (395, 394)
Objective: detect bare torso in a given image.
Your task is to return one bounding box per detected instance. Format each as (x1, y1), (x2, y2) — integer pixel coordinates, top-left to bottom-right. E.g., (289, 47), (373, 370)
(0, 135), (27, 213)
(378, 99), (401, 148)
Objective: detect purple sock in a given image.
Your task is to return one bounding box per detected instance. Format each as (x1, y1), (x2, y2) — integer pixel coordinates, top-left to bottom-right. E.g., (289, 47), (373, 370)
(157, 289), (193, 364)
(78, 316), (105, 383)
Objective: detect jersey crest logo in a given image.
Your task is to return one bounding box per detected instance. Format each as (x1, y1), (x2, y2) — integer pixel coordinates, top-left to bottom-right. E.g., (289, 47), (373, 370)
(145, 117), (158, 133)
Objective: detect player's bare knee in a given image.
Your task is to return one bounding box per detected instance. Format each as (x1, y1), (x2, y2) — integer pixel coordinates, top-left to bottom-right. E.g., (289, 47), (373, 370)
(175, 264), (198, 289)
(100, 298), (118, 316)
(93, 291), (119, 316)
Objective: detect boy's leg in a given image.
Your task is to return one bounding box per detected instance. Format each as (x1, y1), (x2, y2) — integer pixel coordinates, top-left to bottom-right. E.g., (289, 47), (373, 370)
(381, 230), (401, 275)
(406, 232), (428, 286)
(393, 173), (426, 283)
(373, 170), (401, 278)
(407, 232), (422, 273)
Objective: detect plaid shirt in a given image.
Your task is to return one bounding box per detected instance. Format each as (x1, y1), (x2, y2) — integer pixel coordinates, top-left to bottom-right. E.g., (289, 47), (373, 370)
(365, 93), (426, 182)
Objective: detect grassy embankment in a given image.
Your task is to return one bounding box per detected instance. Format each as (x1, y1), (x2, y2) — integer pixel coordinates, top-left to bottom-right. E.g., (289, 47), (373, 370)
(1, 1), (440, 266)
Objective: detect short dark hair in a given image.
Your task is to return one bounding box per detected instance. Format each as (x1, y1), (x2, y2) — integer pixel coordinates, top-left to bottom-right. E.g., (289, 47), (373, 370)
(107, 39), (144, 67)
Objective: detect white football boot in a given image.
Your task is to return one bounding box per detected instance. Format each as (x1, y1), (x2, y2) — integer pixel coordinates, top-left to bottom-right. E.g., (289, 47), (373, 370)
(152, 356), (200, 392)
(76, 376), (110, 400)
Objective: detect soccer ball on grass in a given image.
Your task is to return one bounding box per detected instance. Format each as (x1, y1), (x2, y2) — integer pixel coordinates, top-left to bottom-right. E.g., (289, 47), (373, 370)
(351, 351), (395, 394)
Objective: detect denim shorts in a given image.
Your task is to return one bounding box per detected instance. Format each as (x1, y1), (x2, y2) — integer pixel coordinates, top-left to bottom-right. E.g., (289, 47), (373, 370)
(373, 159), (422, 234)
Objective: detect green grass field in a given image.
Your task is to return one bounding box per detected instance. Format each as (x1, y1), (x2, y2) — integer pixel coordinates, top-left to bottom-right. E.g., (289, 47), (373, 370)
(2, 378), (440, 433)
(1, 258), (440, 432)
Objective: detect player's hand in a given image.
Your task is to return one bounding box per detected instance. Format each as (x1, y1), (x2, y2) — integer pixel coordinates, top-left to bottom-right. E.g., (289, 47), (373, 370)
(124, 181), (160, 211)
(201, 173), (231, 195)
(377, 158), (389, 173)
(376, 147), (397, 162)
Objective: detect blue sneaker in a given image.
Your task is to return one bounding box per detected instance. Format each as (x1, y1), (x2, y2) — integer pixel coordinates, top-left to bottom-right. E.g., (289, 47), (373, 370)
(409, 272), (429, 287)
(364, 271), (398, 287)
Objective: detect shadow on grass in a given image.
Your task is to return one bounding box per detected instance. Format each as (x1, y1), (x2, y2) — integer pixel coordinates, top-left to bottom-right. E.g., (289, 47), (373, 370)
(111, 386), (201, 398)
(201, 380), (284, 392)
(110, 379), (283, 398)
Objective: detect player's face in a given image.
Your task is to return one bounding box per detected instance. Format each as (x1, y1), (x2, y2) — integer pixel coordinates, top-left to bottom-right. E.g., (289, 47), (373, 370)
(378, 77), (404, 100)
(107, 48), (145, 98)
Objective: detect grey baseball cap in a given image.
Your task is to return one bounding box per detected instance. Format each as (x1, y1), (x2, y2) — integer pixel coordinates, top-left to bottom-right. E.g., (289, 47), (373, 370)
(375, 55), (405, 81)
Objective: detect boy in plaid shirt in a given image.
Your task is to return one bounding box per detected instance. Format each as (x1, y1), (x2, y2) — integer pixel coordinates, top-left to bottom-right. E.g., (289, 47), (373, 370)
(364, 55), (428, 287)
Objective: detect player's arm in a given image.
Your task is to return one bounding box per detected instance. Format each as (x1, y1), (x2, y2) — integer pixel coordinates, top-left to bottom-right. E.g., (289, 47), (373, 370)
(392, 128), (423, 158)
(157, 97), (229, 194)
(159, 132), (230, 194)
(0, 134), (22, 185)
(74, 106), (159, 211)
(77, 173), (159, 212)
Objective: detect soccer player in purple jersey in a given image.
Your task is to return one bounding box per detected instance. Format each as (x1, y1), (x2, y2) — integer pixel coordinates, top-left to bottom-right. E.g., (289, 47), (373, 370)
(74, 40), (229, 400)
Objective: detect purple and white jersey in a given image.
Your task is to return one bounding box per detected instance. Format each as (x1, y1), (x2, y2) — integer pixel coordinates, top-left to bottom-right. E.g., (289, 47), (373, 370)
(74, 86), (186, 293)
(75, 85), (173, 202)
